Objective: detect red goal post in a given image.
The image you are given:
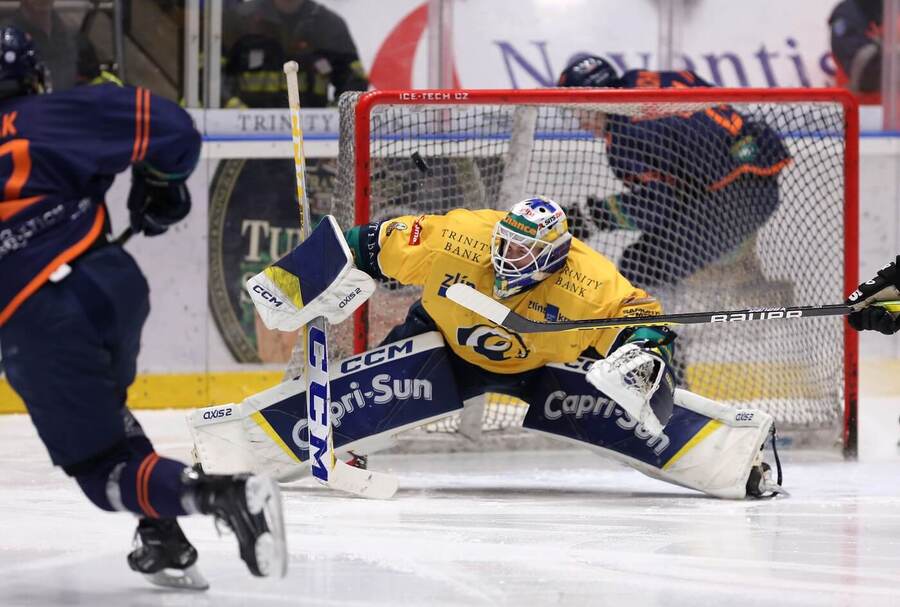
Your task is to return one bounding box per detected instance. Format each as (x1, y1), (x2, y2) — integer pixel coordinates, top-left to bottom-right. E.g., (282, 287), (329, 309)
(335, 87), (859, 454)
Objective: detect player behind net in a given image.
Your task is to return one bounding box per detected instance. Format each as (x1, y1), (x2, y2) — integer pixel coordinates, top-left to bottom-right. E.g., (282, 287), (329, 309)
(0, 28), (286, 590)
(214, 196), (784, 499)
(556, 56), (791, 290)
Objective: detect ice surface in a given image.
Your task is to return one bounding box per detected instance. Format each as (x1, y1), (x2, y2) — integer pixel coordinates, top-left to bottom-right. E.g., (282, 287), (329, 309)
(2, 400), (900, 607)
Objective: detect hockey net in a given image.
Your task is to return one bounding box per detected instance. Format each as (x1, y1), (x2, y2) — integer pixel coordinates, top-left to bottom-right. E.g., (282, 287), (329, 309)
(295, 88), (858, 454)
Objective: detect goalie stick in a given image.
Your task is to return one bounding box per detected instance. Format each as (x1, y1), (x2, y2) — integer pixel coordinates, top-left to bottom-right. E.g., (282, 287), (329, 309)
(445, 283), (900, 333)
(283, 62), (397, 499)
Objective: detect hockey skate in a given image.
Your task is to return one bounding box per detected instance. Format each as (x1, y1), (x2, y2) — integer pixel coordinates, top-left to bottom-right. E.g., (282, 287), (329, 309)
(191, 472), (288, 578)
(346, 451), (368, 470)
(745, 426), (789, 498)
(128, 518), (209, 591)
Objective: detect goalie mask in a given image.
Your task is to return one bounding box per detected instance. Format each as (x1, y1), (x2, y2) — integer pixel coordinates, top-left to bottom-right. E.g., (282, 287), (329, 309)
(492, 197), (572, 298)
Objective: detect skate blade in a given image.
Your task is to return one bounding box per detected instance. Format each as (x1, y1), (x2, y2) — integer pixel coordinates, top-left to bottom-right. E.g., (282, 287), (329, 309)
(246, 475), (288, 578)
(759, 481), (791, 498)
(143, 564), (209, 591)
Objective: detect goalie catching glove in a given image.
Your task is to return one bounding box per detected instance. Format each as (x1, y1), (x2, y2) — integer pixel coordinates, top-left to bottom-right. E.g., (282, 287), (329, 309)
(846, 255), (900, 334)
(585, 327), (676, 437)
(246, 215), (375, 332)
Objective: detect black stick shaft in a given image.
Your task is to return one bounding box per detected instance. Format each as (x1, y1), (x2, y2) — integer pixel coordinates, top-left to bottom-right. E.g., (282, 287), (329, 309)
(113, 226), (135, 246)
(502, 303), (853, 334)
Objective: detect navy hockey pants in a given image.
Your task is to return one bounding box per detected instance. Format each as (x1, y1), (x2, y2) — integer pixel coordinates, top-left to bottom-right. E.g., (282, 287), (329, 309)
(0, 244), (150, 471)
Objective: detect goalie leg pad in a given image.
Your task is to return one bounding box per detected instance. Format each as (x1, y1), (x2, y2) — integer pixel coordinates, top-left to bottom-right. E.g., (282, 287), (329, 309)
(188, 332), (464, 482)
(522, 358), (774, 499)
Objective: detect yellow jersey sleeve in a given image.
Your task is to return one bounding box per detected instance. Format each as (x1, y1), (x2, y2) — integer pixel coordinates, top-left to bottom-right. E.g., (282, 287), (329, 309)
(374, 214), (445, 286)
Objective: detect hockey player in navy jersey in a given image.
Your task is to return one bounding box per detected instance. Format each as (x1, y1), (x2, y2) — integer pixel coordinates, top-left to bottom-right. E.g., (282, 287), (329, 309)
(557, 56), (791, 290)
(0, 27), (286, 589)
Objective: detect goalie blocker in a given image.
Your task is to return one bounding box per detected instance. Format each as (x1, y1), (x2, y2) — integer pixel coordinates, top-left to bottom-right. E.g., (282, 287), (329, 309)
(189, 331), (778, 499)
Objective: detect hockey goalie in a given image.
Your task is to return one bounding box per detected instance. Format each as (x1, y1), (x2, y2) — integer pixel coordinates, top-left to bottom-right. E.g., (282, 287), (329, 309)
(190, 196), (784, 499)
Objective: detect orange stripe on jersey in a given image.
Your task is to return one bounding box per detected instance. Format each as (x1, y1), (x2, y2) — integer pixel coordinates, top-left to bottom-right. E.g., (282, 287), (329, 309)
(138, 89), (151, 162)
(708, 158), (793, 192)
(131, 88), (144, 163)
(137, 452), (161, 519)
(135, 453), (151, 514)
(0, 195), (43, 221)
(0, 204), (106, 327)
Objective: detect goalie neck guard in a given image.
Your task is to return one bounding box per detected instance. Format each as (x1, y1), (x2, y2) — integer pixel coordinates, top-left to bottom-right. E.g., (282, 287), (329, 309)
(492, 196), (572, 299)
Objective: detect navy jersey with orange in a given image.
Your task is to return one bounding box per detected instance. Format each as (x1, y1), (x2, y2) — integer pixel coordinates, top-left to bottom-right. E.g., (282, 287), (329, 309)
(578, 68), (790, 288)
(0, 27), (287, 583)
(607, 70), (790, 193)
(0, 83), (200, 326)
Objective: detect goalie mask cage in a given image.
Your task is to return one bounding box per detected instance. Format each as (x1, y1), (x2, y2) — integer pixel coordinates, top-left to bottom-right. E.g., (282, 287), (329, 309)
(323, 88), (858, 456)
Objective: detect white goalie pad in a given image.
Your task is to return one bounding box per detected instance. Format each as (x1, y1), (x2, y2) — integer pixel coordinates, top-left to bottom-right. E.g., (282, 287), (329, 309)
(634, 389), (774, 499)
(187, 332), (465, 483)
(187, 381), (306, 482)
(188, 379), (403, 483)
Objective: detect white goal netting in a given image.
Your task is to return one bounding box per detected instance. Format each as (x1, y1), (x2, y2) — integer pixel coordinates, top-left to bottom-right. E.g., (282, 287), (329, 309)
(289, 89), (857, 453)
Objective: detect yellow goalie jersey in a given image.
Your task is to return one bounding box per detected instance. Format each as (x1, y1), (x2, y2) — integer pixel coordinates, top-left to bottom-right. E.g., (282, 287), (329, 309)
(371, 208), (662, 374)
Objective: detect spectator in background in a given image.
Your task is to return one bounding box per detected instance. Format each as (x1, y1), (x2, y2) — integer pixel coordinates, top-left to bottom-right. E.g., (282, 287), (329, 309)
(223, 33), (287, 109)
(223, 0), (368, 108)
(4, 0), (102, 91)
(830, 0), (883, 95)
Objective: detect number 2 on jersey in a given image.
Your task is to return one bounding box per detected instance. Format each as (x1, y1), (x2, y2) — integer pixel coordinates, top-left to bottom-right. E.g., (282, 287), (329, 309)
(0, 139), (31, 200)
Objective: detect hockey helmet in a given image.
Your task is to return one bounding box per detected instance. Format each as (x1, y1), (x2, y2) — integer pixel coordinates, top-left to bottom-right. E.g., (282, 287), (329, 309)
(557, 55), (619, 88)
(492, 196), (572, 299)
(0, 26), (49, 99)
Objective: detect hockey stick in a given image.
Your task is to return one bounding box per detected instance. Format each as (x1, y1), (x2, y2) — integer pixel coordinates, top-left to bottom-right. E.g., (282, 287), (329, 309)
(113, 226), (135, 246)
(445, 283), (900, 333)
(283, 61), (397, 499)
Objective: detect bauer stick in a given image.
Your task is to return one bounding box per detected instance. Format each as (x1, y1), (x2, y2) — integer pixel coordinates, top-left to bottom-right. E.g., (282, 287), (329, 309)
(283, 62), (397, 499)
(445, 283), (900, 333)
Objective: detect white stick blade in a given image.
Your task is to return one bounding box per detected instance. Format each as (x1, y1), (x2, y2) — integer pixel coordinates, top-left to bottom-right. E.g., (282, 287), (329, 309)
(445, 284), (509, 325)
(329, 460), (398, 499)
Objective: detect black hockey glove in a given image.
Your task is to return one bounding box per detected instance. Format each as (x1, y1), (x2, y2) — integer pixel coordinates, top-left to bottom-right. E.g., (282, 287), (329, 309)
(127, 165), (192, 237)
(846, 256), (900, 335)
(587, 194), (635, 231)
(566, 195), (629, 239)
(565, 204), (596, 239)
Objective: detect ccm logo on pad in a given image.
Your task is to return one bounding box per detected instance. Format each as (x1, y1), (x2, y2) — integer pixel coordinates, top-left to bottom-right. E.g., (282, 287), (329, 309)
(252, 284), (283, 307)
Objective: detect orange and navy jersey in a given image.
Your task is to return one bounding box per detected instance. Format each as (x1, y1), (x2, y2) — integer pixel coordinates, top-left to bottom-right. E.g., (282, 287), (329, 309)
(608, 69), (791, 193)
(0, 84), (201, 326)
